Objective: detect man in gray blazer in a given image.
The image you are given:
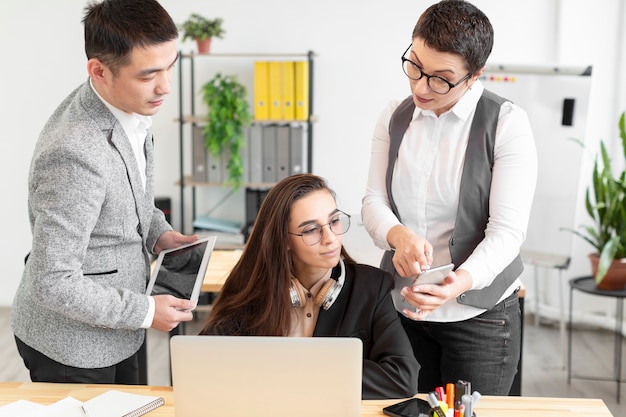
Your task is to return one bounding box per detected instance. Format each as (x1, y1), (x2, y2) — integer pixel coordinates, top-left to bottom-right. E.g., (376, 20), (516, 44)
(11, 0), (197, 384)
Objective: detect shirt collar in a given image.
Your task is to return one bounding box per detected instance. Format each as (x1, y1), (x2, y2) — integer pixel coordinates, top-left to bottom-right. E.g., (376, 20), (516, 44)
(89, 79), (152, 133)
(411, 79), (485, 122)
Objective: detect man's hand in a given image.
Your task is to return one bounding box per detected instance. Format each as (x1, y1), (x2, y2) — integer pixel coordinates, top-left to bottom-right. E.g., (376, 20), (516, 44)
(154, 230), (198, 255)
(151, 294), (195, 332)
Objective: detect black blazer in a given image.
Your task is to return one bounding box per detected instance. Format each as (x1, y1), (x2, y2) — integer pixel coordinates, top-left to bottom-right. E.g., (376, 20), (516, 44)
(315, 262), (418, 399)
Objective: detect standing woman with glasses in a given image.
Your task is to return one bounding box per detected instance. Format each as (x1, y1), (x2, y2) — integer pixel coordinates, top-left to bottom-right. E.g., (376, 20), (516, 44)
(362, 0), (537, 395)
(201, 173), (418, 400)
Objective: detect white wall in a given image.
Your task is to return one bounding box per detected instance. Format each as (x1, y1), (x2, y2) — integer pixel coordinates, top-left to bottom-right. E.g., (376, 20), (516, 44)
(1, 0), (624, 313)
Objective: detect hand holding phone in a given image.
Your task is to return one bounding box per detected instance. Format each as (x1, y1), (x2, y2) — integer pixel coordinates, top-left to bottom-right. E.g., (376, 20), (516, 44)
(411, 263), (454, 286)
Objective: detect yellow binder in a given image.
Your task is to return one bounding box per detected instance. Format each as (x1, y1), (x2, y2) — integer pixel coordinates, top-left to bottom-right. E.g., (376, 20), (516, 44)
(268, 61), (283, 120)
(294, 61), (309, 121)
(253, 61), (269, 121)
(281, 61), (295, 121)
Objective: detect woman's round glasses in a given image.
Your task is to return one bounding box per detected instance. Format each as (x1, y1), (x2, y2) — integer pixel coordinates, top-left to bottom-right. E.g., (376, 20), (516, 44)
(288, 211), (351, 246)
(401, 44), (471, 95)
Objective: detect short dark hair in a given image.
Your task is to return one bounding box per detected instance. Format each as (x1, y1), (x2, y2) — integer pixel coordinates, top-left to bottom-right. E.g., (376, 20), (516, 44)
(83, 0), (178, 74)
(412, 0), (493, 75)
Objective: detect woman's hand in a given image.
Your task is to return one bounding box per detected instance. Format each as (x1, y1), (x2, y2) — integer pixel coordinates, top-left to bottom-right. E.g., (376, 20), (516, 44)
(400, 269), (473, 320)
(387, 225), (433, 277)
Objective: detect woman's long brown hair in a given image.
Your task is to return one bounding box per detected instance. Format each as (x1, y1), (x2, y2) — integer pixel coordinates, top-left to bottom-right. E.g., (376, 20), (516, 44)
(200, 173), (352, 336)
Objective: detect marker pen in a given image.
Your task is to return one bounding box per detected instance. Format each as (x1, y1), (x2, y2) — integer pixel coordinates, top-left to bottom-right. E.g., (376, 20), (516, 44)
(445, 383), (455, 411)
(435, 386), (445, 402)
(427, 392), (447, 417)
(461, 394), (472, 417)
(471, 390), (481, 407)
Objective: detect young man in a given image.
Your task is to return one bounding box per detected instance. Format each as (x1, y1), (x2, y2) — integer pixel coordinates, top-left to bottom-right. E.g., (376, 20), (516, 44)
(11, 0), (197, 384)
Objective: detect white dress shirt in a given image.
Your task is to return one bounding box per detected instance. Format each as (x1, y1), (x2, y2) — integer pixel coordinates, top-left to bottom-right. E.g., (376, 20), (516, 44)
(362, 81), (537, 322)
(89, 80), (155, 328)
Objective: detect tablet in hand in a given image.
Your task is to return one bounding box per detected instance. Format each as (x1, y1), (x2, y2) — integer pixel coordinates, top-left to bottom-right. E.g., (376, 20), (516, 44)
(145, 236), (217, 310)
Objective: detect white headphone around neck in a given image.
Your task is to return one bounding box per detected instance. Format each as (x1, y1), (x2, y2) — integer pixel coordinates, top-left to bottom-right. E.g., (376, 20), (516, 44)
(289, 258), (345, 310)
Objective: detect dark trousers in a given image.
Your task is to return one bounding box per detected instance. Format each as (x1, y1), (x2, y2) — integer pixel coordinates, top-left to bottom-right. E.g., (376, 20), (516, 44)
(15, 336), (140, 384)
(400, 290), (521, 395)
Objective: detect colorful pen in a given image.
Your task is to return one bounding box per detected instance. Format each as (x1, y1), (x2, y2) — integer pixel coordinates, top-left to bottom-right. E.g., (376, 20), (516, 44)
(461, 394), (472, 417)
(471, 390), (481, 407)
(446, 383), (455, 411)
(427, 392), (447, 417)
(435, 386), (445, 402)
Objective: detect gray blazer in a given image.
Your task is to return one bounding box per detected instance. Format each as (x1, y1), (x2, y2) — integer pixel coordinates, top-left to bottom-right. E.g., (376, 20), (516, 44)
(11, 80), (171, 368)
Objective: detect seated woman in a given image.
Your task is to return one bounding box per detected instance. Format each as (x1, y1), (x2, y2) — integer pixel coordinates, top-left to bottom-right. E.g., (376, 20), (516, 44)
(200, 173), (418, 399)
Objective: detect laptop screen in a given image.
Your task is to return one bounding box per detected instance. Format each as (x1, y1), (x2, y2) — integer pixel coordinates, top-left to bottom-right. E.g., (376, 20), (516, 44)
(170, 335), (362, 417)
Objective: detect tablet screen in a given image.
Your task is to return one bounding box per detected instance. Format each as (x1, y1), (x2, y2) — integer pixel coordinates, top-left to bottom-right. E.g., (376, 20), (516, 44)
(146, 236), (216, 307)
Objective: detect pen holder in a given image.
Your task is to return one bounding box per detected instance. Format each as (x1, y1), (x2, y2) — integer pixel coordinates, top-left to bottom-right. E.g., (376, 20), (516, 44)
(429, 410), (476, 417)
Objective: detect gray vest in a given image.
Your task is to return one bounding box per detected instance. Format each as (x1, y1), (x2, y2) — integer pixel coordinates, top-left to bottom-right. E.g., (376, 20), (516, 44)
(380, 90), (523, 310)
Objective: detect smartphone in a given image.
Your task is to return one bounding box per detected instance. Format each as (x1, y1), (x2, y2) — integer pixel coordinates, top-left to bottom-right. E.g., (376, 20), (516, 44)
(412, 263), (454, 286)
(383, 398), (431, 417)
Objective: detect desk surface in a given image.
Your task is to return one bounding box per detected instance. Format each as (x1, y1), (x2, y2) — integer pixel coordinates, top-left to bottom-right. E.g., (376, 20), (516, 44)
(202, 249), (242, 293)
(0, 383), (613, 416)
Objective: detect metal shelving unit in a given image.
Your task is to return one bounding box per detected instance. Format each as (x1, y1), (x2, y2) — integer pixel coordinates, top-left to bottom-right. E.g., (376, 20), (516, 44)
(176, 51), (315, 234)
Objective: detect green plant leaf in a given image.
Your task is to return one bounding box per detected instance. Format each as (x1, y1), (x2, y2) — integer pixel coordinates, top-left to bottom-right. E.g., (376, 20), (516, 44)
(200, 73), (251, 189)
(596, 235), (620, 284)
(179, 14), (225, 42)
(563, 111), (626, 284)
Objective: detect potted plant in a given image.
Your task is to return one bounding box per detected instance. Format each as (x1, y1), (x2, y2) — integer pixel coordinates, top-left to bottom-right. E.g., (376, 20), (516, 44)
(201, 73), (252, 189)
(564, 112), (626, 289)
(179, 13), (225, 54)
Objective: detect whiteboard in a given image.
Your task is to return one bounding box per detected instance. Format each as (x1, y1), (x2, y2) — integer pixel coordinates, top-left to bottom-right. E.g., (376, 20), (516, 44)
(482, 64), (593, 265)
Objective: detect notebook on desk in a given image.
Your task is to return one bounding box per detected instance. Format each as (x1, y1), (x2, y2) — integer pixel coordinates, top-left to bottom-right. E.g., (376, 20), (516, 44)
(169, 335), (363, 417)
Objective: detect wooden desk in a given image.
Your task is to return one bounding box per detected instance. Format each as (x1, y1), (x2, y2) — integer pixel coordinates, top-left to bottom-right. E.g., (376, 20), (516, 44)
(0, 383), (614, 416)
(201, 249), (242, 293)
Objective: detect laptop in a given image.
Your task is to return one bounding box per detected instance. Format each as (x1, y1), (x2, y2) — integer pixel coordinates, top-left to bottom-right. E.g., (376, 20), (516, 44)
(146, 236), (217, 309)
(169, 335), (363, 417)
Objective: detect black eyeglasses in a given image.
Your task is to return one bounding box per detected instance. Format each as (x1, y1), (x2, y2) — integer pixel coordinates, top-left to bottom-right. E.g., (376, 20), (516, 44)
(401, 44), (471, 95)
(288, 211), (351, 246)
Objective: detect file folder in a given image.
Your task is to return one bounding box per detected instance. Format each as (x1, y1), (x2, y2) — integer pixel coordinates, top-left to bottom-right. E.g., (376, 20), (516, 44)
(206, 147), (223, 184)
(247, 125), (263, 184)
(294, 61), (309, 121)
(219, 147), (232, 184)
(289, 125), (304, 175)
(268, 61), (283, 120)
(275, 124), (290, 181)
(192, 125), (208, 182)
(262, 124), (277, 183)
(253, 61), (270, 121)
(281, 61), (295, 121)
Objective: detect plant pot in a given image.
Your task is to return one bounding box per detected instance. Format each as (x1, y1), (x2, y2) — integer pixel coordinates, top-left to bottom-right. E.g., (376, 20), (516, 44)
(589, 253), (626, 290)
(196, 38), (212, 54)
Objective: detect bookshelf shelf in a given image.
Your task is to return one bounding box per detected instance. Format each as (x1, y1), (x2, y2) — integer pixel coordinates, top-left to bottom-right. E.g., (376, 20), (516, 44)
(176, 50), (316, 235)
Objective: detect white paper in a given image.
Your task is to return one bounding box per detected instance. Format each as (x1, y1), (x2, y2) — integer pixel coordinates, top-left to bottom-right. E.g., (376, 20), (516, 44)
(0, 399), (46, 417)
(0, 397), (84, 417)
(83, 390), (163, 417)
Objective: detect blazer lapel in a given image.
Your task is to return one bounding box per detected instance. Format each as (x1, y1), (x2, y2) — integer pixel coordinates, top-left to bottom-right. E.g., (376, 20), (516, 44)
(80, 81), (152, 241)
